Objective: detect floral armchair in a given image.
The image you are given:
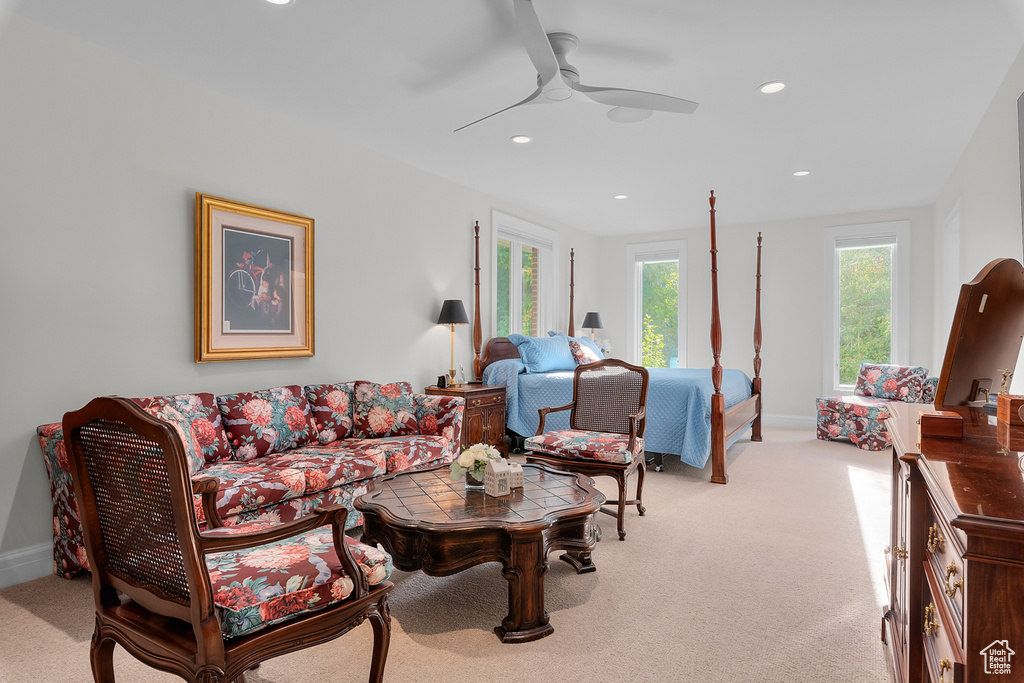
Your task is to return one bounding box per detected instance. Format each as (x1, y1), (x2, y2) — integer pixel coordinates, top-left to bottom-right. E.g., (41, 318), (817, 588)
(816, 363), (937, 451)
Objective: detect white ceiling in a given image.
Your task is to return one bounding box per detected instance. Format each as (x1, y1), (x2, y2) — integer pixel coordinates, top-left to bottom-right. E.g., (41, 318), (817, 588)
(6, 0), (1024, 236)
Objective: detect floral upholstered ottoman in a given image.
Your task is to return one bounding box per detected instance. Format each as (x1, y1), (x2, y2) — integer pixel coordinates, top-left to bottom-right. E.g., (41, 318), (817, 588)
(816, 363), (937, 451)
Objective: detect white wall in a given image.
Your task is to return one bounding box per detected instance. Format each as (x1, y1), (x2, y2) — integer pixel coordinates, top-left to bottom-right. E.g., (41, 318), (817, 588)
(0, 13), (599, 583)
(935, 45), (1024, 280)
(598, 205), (936, 427)
(933, 43), (1024, 387)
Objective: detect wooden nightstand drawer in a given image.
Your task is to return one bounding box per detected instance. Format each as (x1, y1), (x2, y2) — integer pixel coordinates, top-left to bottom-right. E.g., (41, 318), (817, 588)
(469, 393), (505, 408)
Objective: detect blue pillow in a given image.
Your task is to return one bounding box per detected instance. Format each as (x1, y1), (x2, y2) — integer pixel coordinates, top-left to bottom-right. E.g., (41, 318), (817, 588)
(507, 334), (576, 373)
(548, 332), (604, 359)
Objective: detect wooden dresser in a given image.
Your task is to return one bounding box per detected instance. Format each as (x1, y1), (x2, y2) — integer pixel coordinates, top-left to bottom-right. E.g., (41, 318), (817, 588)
(424, 383), (507, 455)
(883, 401), (1024, 683)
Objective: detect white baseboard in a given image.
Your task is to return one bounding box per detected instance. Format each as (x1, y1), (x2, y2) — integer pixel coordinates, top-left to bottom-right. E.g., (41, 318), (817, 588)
(0, 542), (53, 589)
(762, 413), (816, 430)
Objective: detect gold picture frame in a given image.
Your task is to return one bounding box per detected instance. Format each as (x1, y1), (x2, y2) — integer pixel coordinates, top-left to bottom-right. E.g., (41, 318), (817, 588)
(195, 193), (314, 362)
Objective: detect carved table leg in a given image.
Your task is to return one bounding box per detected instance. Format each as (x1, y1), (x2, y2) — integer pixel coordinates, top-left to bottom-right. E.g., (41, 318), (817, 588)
(495, 533), (552, 643)
(560, 550), (596, 574)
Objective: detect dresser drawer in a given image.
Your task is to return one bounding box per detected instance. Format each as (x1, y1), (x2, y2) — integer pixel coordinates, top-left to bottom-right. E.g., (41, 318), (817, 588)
(468, 392), (505, 408)
(924, 500), (965, 640)
(923, 560), (964, 683)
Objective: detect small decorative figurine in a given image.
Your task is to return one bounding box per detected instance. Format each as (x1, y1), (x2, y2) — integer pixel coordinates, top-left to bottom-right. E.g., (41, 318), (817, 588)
(507, 461), (524, 489)
(1000, 368), (1014, 395)
(458, 363), (467, 385)
(484, 458), (513, 497)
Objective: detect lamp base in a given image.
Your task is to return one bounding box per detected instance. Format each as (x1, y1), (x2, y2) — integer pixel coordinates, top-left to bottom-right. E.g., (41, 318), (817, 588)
(448, 369), (459, 389)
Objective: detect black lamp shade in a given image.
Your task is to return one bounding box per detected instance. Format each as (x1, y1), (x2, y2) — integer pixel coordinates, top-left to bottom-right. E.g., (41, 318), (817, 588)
(437, 299), (470, 325)
(582, 311), (603, 330)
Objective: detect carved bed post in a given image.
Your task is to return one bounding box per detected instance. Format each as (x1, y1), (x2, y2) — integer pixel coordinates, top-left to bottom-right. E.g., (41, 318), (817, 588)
(709, 191), (728, 484)
(751, 232), (763, 442)
(473, 221), (483, 380)
(568, 248), (575, 337)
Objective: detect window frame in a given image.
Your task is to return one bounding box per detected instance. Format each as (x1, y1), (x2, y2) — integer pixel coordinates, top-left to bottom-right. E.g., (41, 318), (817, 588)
(625, 240), (687, 367)
(822, 220), (910, 395)
(491, 210), (557, 339)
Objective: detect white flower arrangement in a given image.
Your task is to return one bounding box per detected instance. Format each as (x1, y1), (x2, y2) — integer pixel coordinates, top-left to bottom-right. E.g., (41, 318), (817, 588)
(450, 443), (500, 482)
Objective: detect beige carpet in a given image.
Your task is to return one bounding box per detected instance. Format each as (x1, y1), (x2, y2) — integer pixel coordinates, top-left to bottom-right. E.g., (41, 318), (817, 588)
(0, 427), (895, 682)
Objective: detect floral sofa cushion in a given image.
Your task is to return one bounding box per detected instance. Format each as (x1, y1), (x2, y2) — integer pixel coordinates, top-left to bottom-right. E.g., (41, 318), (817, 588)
(854, 363), (929, 402)
(525, 429), (644, 464)
(207, 479), (371, 531)
(132, 393), (233, 475)
(304, 382), (355, 444)
(204, 525), (392, 639)
(258, 441), (388, 494)
(218, 385), (319, 460)
(414, 394), (464, 450)
(351, 381), (418, 439)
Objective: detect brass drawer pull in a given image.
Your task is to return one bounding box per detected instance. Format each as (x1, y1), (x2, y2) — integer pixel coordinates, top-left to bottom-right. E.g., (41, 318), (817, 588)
(471, 399), (481, 406)
(891, 546), (908, 564)
(939, 657), (952, 683)
(927, 523), (945, 553)
(944, 562), (964, 599)
(493, 395), (502, 403)
(924, 603), (939, 636)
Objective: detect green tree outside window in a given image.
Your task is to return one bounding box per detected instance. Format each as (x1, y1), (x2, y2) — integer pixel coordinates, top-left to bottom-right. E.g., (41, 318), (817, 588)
(838, 245), (893, 384)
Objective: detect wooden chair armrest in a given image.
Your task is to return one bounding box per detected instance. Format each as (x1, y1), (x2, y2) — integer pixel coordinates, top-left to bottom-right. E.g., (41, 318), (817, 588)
(626, 407), (646, 453)
(536, 403), (574, 435)
(191, 476), (224, 528)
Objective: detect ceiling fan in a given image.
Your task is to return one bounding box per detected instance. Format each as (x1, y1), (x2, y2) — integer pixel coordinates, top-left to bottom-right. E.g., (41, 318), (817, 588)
(454, 0), (699, 132)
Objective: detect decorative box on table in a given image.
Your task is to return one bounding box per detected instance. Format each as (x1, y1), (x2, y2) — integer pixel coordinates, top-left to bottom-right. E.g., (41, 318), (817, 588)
(997, 393), (1024, 425)
(917, 410), (963, 439)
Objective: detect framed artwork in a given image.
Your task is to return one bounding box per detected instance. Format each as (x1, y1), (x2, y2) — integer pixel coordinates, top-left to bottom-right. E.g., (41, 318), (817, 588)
(195, 193), (314, 362)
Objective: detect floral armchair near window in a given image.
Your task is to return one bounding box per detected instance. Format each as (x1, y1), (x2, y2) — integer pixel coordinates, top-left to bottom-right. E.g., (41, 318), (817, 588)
(816, 363), (938, 451)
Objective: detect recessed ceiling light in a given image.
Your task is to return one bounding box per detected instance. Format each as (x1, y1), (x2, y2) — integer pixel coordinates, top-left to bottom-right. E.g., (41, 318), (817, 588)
(758, 81), (786, 94)
(265, 0), (294, 5)
(613, 194), (628, 200)
(793, 170), (811, 177)
(510, 135), (531, 144)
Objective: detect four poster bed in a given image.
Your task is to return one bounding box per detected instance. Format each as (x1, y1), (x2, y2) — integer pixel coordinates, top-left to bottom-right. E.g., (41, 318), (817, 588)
(471, 192), (762, 484)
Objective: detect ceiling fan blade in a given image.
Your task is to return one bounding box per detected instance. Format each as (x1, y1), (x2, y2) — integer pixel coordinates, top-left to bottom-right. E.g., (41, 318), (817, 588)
(454, 87), (544, 132)
(513, 0), (559, 85)
(574, 82), (699, 114)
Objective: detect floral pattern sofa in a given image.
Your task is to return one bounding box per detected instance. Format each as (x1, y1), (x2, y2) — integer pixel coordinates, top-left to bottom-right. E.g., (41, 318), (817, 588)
(816, 363), (937, 451)
(37, 380), (463, 579)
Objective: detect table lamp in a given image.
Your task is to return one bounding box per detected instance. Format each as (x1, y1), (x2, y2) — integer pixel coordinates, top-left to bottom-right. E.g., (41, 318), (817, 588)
(582, 311), (603, 339)
(437, 299), (469, 386)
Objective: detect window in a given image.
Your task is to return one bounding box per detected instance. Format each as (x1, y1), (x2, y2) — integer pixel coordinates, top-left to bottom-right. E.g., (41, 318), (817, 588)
(823, 221), (909, 393)
(626, 241), (686, 367)
(492, 211), (556, 338)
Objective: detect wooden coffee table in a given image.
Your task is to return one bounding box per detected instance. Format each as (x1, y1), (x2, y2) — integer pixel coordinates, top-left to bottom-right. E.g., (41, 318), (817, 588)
(354, 463), (605, 643)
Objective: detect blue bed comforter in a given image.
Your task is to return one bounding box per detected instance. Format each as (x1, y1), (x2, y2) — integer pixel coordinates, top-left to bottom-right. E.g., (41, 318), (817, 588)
(481, 359), (753, 468)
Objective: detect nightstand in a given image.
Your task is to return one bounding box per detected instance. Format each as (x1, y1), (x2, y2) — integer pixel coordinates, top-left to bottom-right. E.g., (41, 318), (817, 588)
(424, 383), (507, 455)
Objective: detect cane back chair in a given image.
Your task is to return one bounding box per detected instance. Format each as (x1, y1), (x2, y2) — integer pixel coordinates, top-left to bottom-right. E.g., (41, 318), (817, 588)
(62, 396), (393, 683)
(524, 359), (650, 540)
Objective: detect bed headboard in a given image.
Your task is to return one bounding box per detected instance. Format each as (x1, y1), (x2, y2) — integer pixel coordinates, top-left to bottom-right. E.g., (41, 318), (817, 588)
(480, 337), (520, 375)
